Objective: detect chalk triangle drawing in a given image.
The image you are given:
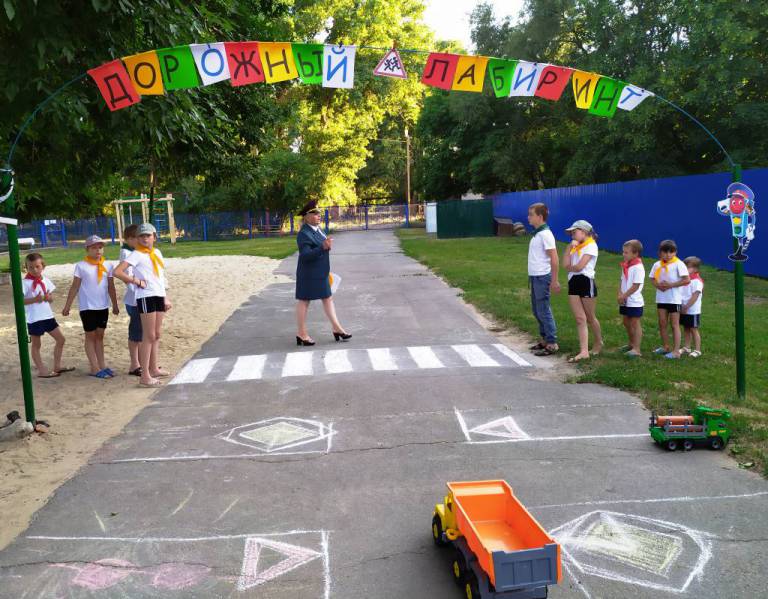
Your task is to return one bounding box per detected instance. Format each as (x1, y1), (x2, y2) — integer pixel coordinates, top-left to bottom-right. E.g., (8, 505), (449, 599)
(373, 49), (407, 79)
(469, 416), (529, 440)
(237, 537), (322, 590)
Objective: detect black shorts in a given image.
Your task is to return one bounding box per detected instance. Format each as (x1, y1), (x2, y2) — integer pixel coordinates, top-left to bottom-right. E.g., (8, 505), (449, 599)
(80, 309), (109, 332)
(137, 296), (166, 314)
(28, 318), (59, 337)
(681, 314), (701, 328)
(619, 306), (644, 318)
(657, 303), (680, 313)
(568, 274), (597, 298)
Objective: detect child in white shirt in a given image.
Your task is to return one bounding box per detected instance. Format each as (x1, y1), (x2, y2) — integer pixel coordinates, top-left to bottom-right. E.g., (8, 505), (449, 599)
(681, 256), (704, 358)
(649, 239), (690, 359)
(23, 253), (71, 377)
(62, 235), (119, 378)
(526, 203), (560, 356)
(618, 239), (645, 357)
(120, 224), (142, 375)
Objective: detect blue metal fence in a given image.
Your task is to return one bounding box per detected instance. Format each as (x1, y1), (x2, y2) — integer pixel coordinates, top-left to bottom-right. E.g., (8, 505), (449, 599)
(491, 168), (767, 278)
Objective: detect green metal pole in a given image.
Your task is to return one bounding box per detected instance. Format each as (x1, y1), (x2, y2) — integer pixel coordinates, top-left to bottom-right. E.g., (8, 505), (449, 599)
(1, 167), (36, 422)
(731, 164), (746, 401)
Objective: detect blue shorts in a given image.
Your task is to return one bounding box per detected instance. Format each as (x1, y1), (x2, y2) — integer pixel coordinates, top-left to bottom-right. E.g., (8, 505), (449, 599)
(125, 304), (143, 342)
(619, 306), (644, 318)
(28, 318), (59, 337)
(681, 314), (701, 328)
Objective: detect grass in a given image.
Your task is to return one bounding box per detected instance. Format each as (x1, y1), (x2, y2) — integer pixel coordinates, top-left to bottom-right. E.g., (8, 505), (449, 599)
(0, 237), (297, 272)
(398, 229), (768, 475)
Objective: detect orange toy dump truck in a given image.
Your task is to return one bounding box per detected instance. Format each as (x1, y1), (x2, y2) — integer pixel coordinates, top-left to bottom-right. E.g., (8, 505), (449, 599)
(432, 480), (561, 599)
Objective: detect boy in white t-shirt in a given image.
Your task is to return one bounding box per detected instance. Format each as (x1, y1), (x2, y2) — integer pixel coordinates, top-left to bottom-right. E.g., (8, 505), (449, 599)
(649, 239), (690, 359)
(114, 223), (172, 388)
(62, 235), (119, 378)
(23, 253), (72, 378)
(526, 203), (560, 356)
(617, 239), (645, 357)
(120, 224), (142, 376)
(681, 256), (704, 358)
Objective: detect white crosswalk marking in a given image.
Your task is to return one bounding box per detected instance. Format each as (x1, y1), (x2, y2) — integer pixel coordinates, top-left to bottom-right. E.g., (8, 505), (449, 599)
(227, 355), (267, 382)
(452, 344), (499, 367)
(170, 358), (220, 385)
(282, 351), (314, 377)
(493, 343), (532, 367)
(367, 348), (398, 371)
(324, 350), (353, 374)
(407, 346), (444, 369)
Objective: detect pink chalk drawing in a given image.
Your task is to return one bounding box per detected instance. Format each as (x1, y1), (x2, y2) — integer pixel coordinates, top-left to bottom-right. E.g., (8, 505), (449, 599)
(148, 563), (211, 589)
(53, 559), (210, 590)
(237, 536), (323, 591)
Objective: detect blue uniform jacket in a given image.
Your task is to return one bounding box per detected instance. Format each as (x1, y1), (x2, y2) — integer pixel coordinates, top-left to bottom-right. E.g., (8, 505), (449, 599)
(295, 224), (331, 300)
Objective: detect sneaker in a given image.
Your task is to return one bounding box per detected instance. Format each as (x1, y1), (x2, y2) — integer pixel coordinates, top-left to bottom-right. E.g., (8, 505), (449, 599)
(689, 350), (702, 358)
(680, 347), (691, 355)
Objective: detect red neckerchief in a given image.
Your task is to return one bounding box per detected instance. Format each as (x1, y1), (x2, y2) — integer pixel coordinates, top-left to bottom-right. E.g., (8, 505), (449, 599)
(621, 257), (642, 280)
(24, 273), (47, 295)
(689, 272), (704, 287)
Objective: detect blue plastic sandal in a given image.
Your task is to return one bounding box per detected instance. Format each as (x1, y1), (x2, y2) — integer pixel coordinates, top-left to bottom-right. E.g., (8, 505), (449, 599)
(89, 370), (110, 379)
(104, 368), (116, 377)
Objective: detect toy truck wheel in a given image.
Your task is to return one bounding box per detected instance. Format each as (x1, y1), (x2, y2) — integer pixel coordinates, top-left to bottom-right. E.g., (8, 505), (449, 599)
(666, 439), (678, 451)
(451, 549), (468, 586)
(432, 514), (447, 546)
(464, 571), (480, 599)
(683, 440), (694, 451)
(710, 436), (724, 450)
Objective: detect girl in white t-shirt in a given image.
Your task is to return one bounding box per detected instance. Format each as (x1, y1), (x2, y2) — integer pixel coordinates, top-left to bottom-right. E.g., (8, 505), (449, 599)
(649, 239), (690, 359)
(618, 239), (646, 357)
(562, 220), (603, 362)
(113, 223), (172, 388)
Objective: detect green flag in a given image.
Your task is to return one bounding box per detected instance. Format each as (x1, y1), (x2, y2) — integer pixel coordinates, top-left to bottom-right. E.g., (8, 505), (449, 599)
(588, 77), (627, 118)
(292, 43), (324, 85)
(157, 45), (200, 90)
(486, 58), (518, 98)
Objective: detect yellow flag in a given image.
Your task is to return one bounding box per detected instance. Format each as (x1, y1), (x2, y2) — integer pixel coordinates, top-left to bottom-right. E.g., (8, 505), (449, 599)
(122, 50), (165, 95)
(571, 70), (601, 109)
(452, 55), (489, 93)
(258, 42), (299, 83)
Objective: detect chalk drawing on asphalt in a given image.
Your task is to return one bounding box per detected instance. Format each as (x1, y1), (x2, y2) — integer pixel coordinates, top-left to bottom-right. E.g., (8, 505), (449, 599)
(218, 417), (335, 454)
(238, 537), (323, 590)
(551, 510), (713, 594)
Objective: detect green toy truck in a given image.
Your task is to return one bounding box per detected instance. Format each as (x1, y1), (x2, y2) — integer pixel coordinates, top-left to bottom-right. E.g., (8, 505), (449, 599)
(649, 406), (731, 451)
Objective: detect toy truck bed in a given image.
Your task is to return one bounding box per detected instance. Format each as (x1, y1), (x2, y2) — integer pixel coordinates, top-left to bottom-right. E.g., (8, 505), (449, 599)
(449, 480), (561, 593)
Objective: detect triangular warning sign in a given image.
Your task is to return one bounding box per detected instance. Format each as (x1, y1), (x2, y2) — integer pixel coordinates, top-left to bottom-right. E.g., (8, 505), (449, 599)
(373, 49), (407, 79)
(470, 416), (529, 440)
(237, 537), (322, 590)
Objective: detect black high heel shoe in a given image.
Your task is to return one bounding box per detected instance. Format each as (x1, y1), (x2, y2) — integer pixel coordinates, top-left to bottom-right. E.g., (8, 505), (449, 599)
(296, 336), (316, 346)
(333, 331), (352, 342)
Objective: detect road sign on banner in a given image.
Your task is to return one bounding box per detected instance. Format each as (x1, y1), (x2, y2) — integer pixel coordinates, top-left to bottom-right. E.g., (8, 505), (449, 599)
(374, 49), (407, 79)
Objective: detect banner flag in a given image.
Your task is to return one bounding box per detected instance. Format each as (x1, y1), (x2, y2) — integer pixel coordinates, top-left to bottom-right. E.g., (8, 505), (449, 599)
(329, 272), (342, 294)
(373, 48), (407, 79)
(421, 52), (459, 90)
(618, 84), (654, 111)
(509, 61), (545, 96)
(225, 42), (265, 86)
(588, 77), (626, 118)
(323, 44), (357, 89)
(292, 43), (324, 84)
(452, 55), (488, 92)
(486, 58), (518, 98)
(157, 45), (200, 90)
(122, 50), (164, 95)
(88, 59), (141, 111)
(258, 42), (298, 83)
(572, 70), (601, 109)
(535, 65), (573, 101)
(190, 42), (230, 86)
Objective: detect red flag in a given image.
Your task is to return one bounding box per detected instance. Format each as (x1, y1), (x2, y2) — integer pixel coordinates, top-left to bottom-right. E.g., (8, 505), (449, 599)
(225, 42), (266, 86)
(534, 65), (573, 101)
(87, 59), (140, 111)
(421, 53), (459, 90)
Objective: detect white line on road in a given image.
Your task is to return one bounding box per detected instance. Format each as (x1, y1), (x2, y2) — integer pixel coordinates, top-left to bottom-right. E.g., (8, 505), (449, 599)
(407, 346), (444, 369)
(282, 351), (314, 377)
(532, 490), (768, 510)
(169, 358), (219, 385)
(227, 354), (267, 381)
(452, 344), (499, 367)
(493, 343), (532, 367)
(465, 433), (647, 444)
(323, 350), (353, 374)
(367, 347), (398, 371)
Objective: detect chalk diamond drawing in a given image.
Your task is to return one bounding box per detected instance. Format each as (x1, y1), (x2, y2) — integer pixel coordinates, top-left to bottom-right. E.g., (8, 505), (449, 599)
(469, 416), (530, 440)
(551, 510), (713, 594)
(238, 537), (323, 590)
(218, 417), (334, 453)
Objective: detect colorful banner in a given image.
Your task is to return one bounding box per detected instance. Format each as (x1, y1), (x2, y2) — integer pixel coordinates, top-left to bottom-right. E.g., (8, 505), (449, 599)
(618, 85), (654, 111)
(258, 42), (298, 83)
(509, 61), (544, 97)
(122, 50), (164, 95)
(323, 45), (356, 89)
(572, 70), (601, 109)
(190, 43), (230, 86)
(452, 55), (488, 93)
(486, 58), (518, 98)
(157, 45), (200, 90)
(373, 48), (407, 79)
(534, 65), (573, 101)
(225, 42), (265, 86)
(292, 43), (324, 84)
(588, 77), (626, 118)
(421, 52), (459, 90)
(88, 59), (140, 111)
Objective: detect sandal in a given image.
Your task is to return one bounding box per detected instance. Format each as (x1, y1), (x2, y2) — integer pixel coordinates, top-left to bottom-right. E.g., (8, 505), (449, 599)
(567, 355), (590, 363)
(625, 351), (641, 358)
(139, 379), (163, 388)
(529, 342), (546, 351)
(533, 345), (558, 356)
(38, 372), (61, 379)
(688, 350), (702, 358)
(89, 370), (111, 379)
(54, 367), (75, 374)
(617, 345), (631, 353)
(128, 368), (142, 376)
(653, 347), (668, 355)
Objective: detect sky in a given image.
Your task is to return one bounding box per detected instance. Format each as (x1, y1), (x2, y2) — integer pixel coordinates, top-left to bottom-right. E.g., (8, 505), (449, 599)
(422, 0), (526, 50)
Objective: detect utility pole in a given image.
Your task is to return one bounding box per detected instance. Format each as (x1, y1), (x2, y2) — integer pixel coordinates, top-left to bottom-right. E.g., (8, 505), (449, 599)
(405, 126), (412, 206)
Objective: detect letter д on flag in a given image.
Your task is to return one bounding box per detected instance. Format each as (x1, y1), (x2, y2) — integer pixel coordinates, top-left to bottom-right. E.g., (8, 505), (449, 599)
(190, 43), (231, 86)
(88, 59), (140, 111)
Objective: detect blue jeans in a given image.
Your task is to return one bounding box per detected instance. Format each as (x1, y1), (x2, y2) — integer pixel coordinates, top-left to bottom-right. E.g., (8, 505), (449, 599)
(530, 274), (557, 344)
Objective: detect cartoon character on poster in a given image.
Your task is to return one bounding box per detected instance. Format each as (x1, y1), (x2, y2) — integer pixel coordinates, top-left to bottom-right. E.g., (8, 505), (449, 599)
(717, 182), (756, 262)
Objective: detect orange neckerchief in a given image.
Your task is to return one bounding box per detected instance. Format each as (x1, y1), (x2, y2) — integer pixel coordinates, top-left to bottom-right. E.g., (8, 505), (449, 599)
(621, 257), (642, 280)
(136, 245), (164, 276)
(569, 236), (595, 256)
(24, 273), (47, 295)
(84, 256), (108, 284)
(653, 256), (679, 281)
